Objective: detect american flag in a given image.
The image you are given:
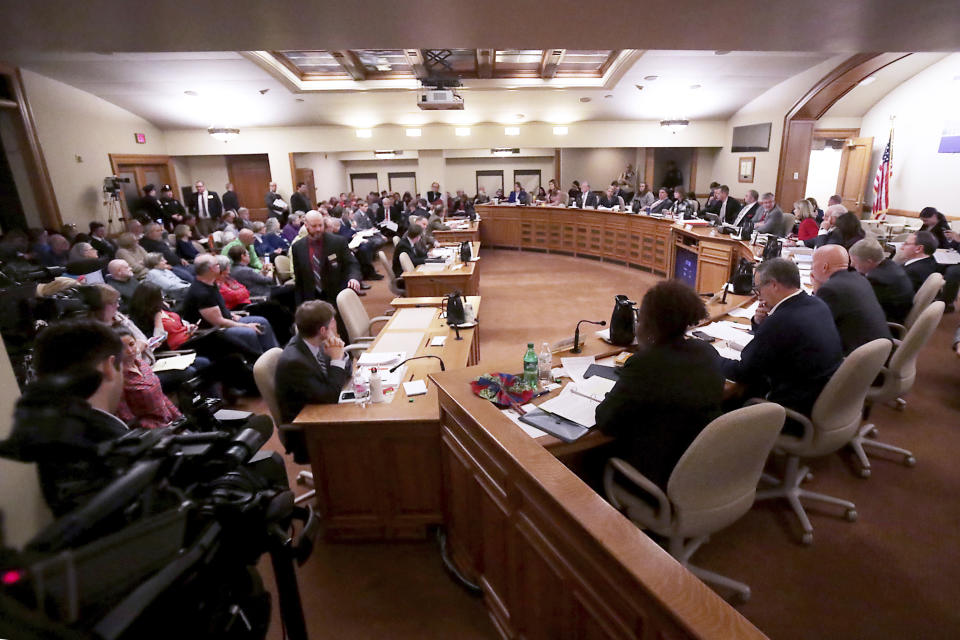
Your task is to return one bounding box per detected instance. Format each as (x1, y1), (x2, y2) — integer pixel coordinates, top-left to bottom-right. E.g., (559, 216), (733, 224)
(872, 135), (892, 220)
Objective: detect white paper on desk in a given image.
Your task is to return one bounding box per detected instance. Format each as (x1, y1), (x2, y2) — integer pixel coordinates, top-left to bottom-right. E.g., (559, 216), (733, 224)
(389, 307), (437, 330)
(430, 335), (447, 347)
(793, 253), (813, 264)
(570, 376), (616, 402)
(380, 220), (398, 232)
(935, 249), (960, 265)
(357, 351), (405, 367)
(402, 379), (428, 396)
(696, 322), (754, 349)
(560, 356), (595, 385)
(502, 405), (548, 438)
(370, 331), (425, 355)
(727, 301), (760, 319)
(418, 263), (449, 272)
(151, 352), (196, 372)
(538, 386), (598, 428)
(551, 366), (567, 379)
(713, 345), (743, 361)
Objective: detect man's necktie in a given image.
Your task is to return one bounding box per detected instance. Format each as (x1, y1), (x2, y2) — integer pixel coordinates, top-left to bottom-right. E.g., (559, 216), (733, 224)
(311, 248), (324, 295)
(316, 350), (327, 377)
(200, 195), (207, 218)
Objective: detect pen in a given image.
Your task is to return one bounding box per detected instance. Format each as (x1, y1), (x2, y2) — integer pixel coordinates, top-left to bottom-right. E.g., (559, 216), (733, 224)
(510, 401), (526, 416)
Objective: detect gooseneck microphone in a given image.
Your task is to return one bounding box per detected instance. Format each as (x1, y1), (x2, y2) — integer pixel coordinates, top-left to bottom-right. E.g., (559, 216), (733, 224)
(572, 319), (607, 354)
(389, 355), (446, 373)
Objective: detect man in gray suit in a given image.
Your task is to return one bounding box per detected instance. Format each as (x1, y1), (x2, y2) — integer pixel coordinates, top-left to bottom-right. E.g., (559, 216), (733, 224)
(752, 192), (784, 235)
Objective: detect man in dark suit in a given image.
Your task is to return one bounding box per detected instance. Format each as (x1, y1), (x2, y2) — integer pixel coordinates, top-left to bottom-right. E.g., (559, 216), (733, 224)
(189, 180), (223, 236)
(721, 258), (843, 431)
(731, 189), (760, 229)
(265, 182), (288, 223)
(574, 182), (601, 208)
(810, 245), (892, 354)
(918, 206), (960, 310)
(392, 224), (427, 277)
(426, 182), (443, 205)
(222, 182), (240, 212)
(291, 181), (312, 216)
(88, 221), (116, 260)
(275, 300), (352, 424)
(290, 211), (362, 307)
(850, 238), (914, 325)
(705, 185), (742, 224)
(896, 230), (939, 292)
(752, 192), (785, 235)
(643, 187), (673, 214)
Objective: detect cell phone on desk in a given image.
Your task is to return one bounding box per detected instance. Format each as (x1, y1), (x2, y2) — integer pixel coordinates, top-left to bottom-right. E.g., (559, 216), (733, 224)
(338, 390), (356, 402)
(692, 330), (716, 342)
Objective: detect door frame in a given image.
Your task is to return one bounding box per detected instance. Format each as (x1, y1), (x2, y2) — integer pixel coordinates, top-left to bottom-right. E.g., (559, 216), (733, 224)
(109, 154), (179, 196)
(388, 171), (417, 195)
(476, 169), (504, 197)
(513, 169), (541, 191)
(350, 172), (379, 195)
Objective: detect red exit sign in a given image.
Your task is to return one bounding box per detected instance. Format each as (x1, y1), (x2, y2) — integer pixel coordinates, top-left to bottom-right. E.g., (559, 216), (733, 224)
(134, 133), (147, 144)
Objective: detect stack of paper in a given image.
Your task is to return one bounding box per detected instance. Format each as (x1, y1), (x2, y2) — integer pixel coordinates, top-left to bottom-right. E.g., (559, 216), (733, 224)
(502, 405), (548, 438)
(357, 351), (405, 368)
(538, 386), (598, 428)
(727, 300), (760, 319)
(570, 376), (616, 402)
(935, 249), (960, 265)
(560, 356), (595, 385)
(152, 353), (197, 372)
(696, 322), (754, 349)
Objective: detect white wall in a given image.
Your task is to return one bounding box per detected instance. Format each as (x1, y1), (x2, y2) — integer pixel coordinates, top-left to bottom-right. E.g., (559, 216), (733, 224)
(342, 158), (420, 195)
(446, 155), (555, 195)
(295, 152), (347, 201)
(20, 69), (168, 227)
(173, 155), (231, 198)
(805, 147), (844, 203)
(860, 53), (960, 215)
(708, 55), (849, 200)
(560, 148), (639, 191)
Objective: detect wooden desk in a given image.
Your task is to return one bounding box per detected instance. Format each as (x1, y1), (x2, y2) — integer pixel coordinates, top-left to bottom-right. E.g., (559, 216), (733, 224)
(671, 225), (757, 294)
(403, 242), (481, 298)
(430, 362), (767, 639)
(294, 299), (481, 541)
(433, 219), (480, 244)
(390, 295), (481, 310)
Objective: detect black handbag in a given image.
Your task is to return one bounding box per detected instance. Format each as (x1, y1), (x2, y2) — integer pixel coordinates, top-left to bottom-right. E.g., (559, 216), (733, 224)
(442, 290), (467, 326)
(459, 241), (472, 262)
(609, 295), (638, 346)
(762, 236), (783, 260)
(732, 259), (755, 295)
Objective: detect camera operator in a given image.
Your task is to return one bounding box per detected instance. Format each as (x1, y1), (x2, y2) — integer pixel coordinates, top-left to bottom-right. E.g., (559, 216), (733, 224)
(2, 320), (129, 516)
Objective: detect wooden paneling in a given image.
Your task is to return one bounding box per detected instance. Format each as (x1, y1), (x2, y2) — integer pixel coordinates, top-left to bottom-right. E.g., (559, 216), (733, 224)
(836, 137), (873, 215)
(432, 364), (768, 640)
(226, 153), (271, 220)
(774, 119), (815, 213)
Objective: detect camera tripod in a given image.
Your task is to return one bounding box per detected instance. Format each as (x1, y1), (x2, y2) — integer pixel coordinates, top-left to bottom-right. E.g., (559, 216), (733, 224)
(104, 195), (126, 235)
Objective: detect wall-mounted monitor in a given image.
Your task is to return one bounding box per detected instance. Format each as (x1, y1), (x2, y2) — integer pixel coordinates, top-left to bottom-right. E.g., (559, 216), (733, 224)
(731, 123), (772, 152)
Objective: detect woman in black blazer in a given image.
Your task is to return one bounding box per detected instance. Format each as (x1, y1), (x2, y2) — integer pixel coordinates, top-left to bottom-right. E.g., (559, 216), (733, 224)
(595, 280), (724, 490)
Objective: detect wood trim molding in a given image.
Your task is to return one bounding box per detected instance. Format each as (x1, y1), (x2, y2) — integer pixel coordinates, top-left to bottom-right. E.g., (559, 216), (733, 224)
(107, 153), (179, 203)
(886, 207), (960, 221)
(288, 152), (298, 193)
(2, 65), (62, 228)
(813, 128), (861, 140)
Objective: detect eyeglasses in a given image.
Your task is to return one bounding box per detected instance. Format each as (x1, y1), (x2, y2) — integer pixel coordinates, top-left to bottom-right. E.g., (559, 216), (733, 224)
(752, 281), (769, 295)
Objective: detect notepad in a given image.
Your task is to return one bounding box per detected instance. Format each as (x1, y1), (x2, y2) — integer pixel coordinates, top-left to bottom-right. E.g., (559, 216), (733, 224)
(560, 356), (595, 385)
(727, 300), (760, 319)
(402, 379), (428, 396)
(537, 385), (598, 428)
(570, 376), (616, 402)
(152, 352), (196, 372)
(430, 335), (447, 347)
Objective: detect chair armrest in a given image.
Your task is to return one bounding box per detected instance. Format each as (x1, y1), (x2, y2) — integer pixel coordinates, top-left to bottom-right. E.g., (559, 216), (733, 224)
(746, 398), (815, 449)
(354, 337), (376, 343)
(888, 322), (906, 339)
(604, 457), (671, 530)
(369, 316), (391, 330)
(344, 343), (369, 355)
(249, 296), (268, 304)
(154, 349), (196, 358)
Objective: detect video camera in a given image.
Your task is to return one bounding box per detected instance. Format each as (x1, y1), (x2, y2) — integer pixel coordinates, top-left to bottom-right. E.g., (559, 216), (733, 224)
(0, 419), (317, 640)
(102, 176), (130, 198)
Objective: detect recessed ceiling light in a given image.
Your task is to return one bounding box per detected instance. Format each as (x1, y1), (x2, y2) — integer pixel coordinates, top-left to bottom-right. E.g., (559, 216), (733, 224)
(295, 98), (304, 102)
(259, 88), (270, 95)
(515, 113), (525, 120)
(579, 97), (591, 103)
(714, 50), (731, 55)
(504, 126), (520, 136)
(405, 128), (422, 137)
(356, 129), (372, 138)
(455, 127), (471, 136)
(690, 84), (701, 90)
(635, 85), (644, 91)
(184, 90), (198, 96)
(858, 76), (877, 87)
(604, 94), (613, 99)
(644, 75), (658, 81)
(553, 126), (568, 135)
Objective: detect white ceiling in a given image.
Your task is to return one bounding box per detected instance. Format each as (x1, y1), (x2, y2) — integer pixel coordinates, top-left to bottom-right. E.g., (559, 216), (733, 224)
(823, 52), (948, 118)
(14, 50), (834, 130)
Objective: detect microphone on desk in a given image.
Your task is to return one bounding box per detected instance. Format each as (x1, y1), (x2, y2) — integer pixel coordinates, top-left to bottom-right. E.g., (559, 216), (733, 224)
(571, 319), (606, 354)
(389, 355), (446, 373)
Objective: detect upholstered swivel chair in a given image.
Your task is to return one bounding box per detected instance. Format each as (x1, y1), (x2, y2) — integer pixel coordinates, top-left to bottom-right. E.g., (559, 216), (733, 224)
(850, 301), (945, 476)
(378, 250), (405, 297)
(398, 251), (416, 274)
(253, 347), (315, 505)
(391, 235), (400, 247)
(780, 213), (796, 237)
(754, 339), (892, 544)
(274, 254), (293, 285)
(336, 288), (392, 344)
(890, 272), (943, 339)
(604, 403), (785, 601)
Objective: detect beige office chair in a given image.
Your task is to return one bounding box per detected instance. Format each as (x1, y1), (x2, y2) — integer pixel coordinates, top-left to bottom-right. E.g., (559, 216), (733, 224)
(850, 301), (945, 476)
(398, 251), (416, 274)
(336, 288), (392, 344)
(378, 250), (405, 297)
(253, 347), (315, 505)
(780, 213), (796, 237)
(889, 272), (944, 339)
(604, 403), (785, 601)
(392, 235), (400, 247)
(754, 338), (892, 544)
(274, 254), (293, 284)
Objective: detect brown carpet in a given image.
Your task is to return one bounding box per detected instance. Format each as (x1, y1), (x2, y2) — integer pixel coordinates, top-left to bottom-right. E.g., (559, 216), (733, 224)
(248, 248), (960, 639)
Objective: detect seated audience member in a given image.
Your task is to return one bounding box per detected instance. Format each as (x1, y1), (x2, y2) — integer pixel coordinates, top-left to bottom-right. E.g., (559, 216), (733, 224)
(217, 254), (292, 343)
(105, 259), (139, 311)
(895, 230), (939, 292)
(116, 232), (149, 279)
(325, 215), (380, 283)
(65, 242), (104, 279)
(114, 328), (183, 429)
(806, 197), (824, 224)
(6, 320), (129, 515)
(218, 210), (239, 234)
(574, 182), (600, 209)
(703, 182), (722, 211)
(260, 217), (290, 257)
(644, 187), (672, 214)
(88, 221), (116, 260)
(632, 182), (655, 210)
(174, 224), (200, 262)
(804, 204), (846, 248)
(849, 238), (914, 325)
(816, 211), (865, 250)
(810, 245), (892, 354)
(282, 212), (304, 243)
(216, 255), (255, 309)
(600, 185), (626, 209)
(595, 281), (723, 490)
(720, 258), (843, 434)
(705, 185), (741, 224)
(228, 244), (275, 298)
(393, 224), (427, 277)
(918, 206), (960, 310)
(275, 300), (352, 423)
(181, 254), (278, 356)
(222, 228), (263, 270)
(236, 207), (254, 231)
(126, 219), (144, 239)
(795, 199), (819, 241)
(668, 187), (697, 219)
(140, 223), (192, 283)
(41, 233), (71, 268)
(534, 186), (548, 202)
(144, 252), (190, 300)
(752, 192), (785, 235)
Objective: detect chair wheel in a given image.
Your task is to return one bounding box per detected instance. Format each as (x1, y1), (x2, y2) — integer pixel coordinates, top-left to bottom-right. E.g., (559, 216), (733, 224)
(895, 398), (907, 411)
(801, 532), (814, 545)
(904, 456), (917, 467)
(736, 589), (751, 604)
(845, 509), (858, 522)
(804, 472), (814, 483)
(859, 467), (871, 478)
(866, 427), (878, 438)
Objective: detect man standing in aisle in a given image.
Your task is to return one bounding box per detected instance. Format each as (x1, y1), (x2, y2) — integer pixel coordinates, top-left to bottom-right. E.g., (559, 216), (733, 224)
(265, 181), (288, 223)
(222, 182), (240, 212)
(190, 180), (223, 235)
(290, 211), (362, 306)
(159, 184), (187, 231)
(291, 181), (312, 218)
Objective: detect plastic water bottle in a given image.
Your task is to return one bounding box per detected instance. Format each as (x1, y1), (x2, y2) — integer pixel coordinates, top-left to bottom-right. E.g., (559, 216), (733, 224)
(538, 342), (552, 382)
(353, 369), (369, 407)
(369, 367), (384, 403)
(523, 343), (538, 388)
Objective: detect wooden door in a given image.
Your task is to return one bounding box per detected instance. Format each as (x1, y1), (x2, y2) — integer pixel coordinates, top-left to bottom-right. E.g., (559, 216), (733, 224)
(836, 137), (873, 216)
(115, 163), (172, 219)
(226, 154), (271, 220)
(295, 167), (316, 208)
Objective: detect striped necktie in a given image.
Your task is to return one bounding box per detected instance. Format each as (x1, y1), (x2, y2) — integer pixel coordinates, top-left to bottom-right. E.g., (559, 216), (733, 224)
(316, 349), (327, 377)
(310, 242), (324, 295)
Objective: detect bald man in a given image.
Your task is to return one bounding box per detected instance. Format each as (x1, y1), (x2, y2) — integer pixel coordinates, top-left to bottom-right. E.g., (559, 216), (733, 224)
(290, 211), (362, 307)
(222, 228), (263, 270)
(811, 244), (891, 354)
